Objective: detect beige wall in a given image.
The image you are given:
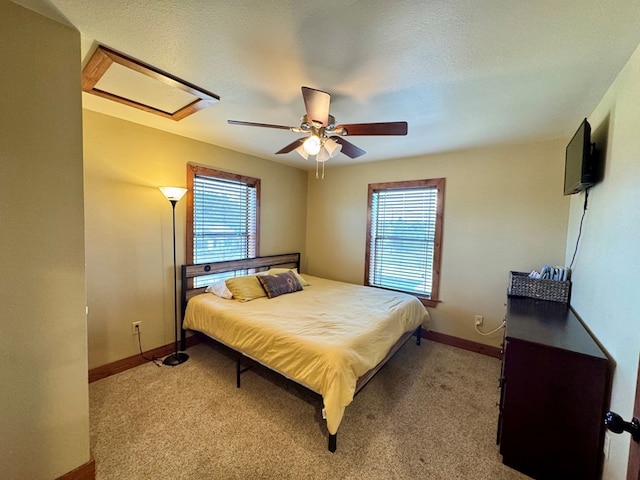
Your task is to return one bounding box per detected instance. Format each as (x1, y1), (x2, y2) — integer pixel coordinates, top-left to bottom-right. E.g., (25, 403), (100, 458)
(83, 110), (308, 369)
(305, 141), (570, 347)
(0, 2), (90, 479)
(5, 1), (637, 477)
(567, 42), (640, 480)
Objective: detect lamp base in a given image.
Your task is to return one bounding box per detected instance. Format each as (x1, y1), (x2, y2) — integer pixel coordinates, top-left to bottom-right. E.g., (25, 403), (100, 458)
(162, 352), (189, 366)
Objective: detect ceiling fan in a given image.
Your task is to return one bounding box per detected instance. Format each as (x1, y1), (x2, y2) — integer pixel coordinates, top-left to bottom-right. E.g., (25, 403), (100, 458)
(228, 86), (408, 165)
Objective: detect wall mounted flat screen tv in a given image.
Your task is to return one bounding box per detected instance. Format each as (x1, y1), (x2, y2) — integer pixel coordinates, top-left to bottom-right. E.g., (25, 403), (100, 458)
(564, 118), (600, 195)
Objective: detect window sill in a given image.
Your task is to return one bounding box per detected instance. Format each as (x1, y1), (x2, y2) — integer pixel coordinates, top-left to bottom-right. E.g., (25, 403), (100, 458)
(367, 283), (438, 308)
(418, 297), (438, 308)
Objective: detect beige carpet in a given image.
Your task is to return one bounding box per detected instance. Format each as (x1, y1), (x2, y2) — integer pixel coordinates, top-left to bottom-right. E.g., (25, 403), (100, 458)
(90, 339), (530, 479)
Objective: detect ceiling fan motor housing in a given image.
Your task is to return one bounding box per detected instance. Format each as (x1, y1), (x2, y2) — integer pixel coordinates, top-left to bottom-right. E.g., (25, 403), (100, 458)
(301, 114), (336, 131)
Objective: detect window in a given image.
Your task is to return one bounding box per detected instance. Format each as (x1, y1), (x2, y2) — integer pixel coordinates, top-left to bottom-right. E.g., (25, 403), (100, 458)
(186, 165), (260, 286)
(365, 178), (445, 307)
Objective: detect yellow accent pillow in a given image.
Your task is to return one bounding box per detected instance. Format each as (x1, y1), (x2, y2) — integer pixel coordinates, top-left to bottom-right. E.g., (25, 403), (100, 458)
(225, 275), (267, 302)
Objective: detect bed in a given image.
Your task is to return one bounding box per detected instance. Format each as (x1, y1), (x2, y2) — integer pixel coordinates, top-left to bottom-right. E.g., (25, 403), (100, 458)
(180, 253), (428, 452)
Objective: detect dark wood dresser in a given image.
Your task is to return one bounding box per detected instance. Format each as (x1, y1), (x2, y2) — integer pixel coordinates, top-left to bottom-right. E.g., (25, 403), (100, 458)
(497, 296), (611, 480)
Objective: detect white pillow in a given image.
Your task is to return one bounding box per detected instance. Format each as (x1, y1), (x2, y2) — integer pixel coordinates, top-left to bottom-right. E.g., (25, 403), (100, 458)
(267, 267), (310, 286)
(205, 279), (233, 299)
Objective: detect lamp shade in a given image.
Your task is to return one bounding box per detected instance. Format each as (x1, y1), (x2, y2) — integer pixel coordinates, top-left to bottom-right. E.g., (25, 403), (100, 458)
(295, 145), (310, 160)
(324, 138), (342, 158)
(159, 186), (187, 202)
(302, 135), (321, 155)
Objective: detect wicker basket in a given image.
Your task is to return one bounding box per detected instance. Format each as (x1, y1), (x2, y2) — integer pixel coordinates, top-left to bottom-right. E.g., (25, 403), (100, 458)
(508, 271), (571, 303)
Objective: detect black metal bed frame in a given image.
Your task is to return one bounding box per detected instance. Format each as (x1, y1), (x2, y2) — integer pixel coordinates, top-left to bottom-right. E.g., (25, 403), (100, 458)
(180, 253), (422, 452)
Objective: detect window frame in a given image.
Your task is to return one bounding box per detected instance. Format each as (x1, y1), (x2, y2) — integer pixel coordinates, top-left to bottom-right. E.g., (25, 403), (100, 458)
(364, 178), (445, 308)
(186, 164), (261, 270)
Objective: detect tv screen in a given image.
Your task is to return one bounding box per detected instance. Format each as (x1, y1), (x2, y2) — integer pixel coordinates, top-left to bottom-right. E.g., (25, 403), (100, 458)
(564, 118), (598, 195)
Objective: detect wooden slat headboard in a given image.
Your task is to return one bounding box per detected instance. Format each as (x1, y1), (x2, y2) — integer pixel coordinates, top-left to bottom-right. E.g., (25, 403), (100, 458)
(179, 253), (300, 349)
(181, 252), (301, 303)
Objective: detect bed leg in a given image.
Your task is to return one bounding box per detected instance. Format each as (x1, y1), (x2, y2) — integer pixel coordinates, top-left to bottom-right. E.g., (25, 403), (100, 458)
(328, 433), (337, 452)
(416, 325), (422, 345)
(236, 355), (252, 388)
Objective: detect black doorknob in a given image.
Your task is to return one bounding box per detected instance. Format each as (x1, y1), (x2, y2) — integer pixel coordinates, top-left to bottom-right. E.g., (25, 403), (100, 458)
(604, 411), (640, 442)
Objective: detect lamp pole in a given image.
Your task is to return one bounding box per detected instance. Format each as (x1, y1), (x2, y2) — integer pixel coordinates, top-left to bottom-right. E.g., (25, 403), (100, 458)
(159, 187), (189, 366)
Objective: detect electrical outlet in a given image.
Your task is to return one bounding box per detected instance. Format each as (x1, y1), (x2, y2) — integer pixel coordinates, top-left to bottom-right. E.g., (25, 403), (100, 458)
(132, 321), (141, 335)
(474, 315), (484, 326)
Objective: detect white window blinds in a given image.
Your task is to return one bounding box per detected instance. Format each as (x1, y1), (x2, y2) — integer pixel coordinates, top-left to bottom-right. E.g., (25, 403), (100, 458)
(193, 174), (257, 265)
(368, 186), (439, 297)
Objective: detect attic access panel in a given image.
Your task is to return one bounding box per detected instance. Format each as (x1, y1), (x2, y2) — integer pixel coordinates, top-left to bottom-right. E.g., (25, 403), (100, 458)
(81, 45), (219, 121)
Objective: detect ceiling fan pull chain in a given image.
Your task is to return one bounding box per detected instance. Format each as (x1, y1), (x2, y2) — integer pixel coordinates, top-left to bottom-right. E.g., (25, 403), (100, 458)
(314, 159), (325, 179)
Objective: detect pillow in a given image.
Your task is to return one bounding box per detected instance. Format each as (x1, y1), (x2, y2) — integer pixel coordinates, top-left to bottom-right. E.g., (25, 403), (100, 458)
(225, 275), (267, 302)
(205, 279), (233, 299)
(257, 271), (303, 299)
(267, 267), (310, 286)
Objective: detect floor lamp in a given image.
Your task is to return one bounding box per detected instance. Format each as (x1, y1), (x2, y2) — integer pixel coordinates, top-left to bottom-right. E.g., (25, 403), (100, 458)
(159, 186), (189, 366)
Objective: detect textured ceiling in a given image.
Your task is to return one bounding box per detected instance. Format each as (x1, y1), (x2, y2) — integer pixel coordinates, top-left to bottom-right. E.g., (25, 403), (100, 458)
(20, 0), (640, 170)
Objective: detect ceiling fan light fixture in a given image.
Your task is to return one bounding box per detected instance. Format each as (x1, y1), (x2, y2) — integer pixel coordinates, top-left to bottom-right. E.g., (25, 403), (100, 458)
(302, 135), (321, 155)
(316, 147), (330, 163)
(295, 144), (310, 160)
(324, 138), (342, 158)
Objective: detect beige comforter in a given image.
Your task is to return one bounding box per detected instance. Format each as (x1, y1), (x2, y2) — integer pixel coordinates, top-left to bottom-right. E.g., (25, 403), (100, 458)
(182, 275), (428, 434)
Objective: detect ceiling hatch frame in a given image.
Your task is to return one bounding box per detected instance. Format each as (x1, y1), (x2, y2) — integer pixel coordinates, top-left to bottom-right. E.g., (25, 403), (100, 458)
(81, 45), (220, 121)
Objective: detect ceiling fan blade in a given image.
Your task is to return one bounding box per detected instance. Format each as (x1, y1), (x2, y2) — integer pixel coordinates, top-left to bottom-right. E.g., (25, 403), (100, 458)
(275, 138), (305, 154)
(331, 136), (366, 159)
(336, 121), (408, 136)
(301, 86), (330, 126)
(228, 119), (293, 130)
